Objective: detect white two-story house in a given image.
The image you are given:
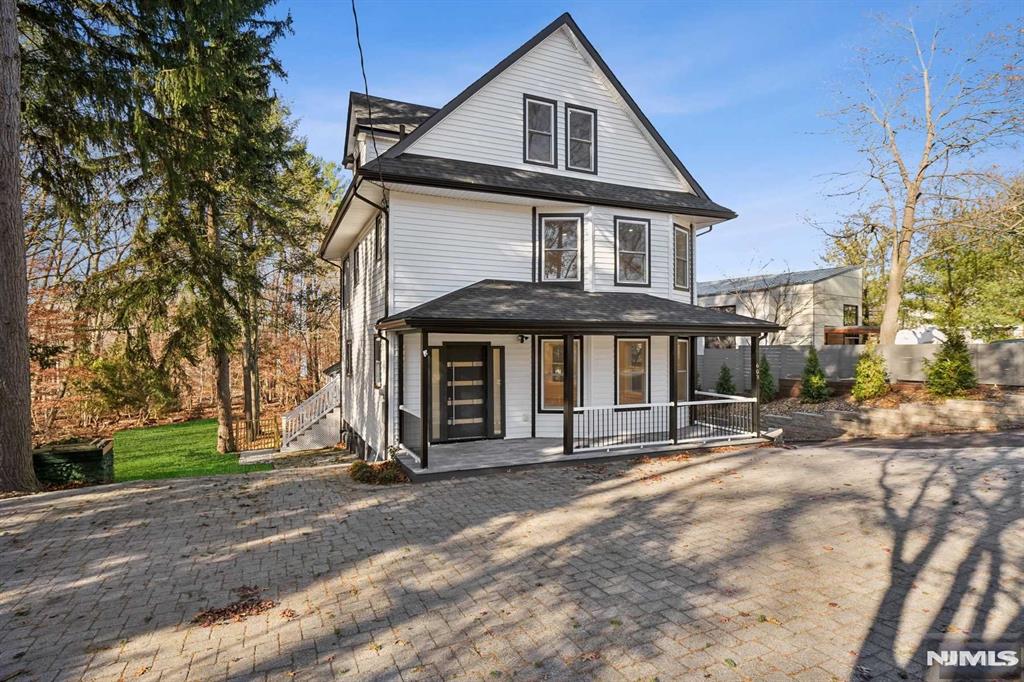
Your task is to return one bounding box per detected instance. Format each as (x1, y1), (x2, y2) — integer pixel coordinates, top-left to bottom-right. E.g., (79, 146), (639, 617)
(292, 13), (781, 476)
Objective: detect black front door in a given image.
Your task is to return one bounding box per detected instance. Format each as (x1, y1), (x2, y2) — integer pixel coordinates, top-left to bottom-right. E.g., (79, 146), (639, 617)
(443, 344), (489, 441)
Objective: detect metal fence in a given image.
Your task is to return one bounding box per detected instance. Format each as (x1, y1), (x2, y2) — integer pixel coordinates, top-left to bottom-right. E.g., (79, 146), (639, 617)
(697, 342), (1024, 389)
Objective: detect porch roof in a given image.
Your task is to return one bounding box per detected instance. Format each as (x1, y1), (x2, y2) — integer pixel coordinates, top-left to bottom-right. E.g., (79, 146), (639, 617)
(377, 279), (785, 335)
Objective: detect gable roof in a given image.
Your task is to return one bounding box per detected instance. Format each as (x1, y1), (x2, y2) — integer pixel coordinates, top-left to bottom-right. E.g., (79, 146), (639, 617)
(343, 93), (438, 166)
(359, 154), (735, 218)
(378, 280), (783, 334)
(379, 12), (712, 201)
(697, 265), (862, 297)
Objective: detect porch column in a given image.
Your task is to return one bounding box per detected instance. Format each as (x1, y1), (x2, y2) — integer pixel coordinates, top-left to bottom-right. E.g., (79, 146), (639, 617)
(668, 335), (678, 444)
(420, 330), (429, 468)
(750, 335), (760, 436)
(562, 333), (574, 455)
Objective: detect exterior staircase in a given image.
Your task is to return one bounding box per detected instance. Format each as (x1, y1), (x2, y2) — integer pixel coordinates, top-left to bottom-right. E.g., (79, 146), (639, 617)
(280, 374), (342, 453)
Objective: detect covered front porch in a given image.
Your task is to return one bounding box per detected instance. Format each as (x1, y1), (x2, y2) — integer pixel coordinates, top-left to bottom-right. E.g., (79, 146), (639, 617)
(379, 280), (783, 475)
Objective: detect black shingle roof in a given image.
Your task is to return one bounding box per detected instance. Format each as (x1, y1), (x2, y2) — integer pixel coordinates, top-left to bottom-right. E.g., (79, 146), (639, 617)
(349, 93), (438, 134)
(360, 154), (736, 219)
(698, 265), (861, 296)
(378, 280), (782, 333)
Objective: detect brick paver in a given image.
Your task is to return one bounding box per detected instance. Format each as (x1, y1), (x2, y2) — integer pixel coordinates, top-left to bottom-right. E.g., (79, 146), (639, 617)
(1, 431), (1021, 681)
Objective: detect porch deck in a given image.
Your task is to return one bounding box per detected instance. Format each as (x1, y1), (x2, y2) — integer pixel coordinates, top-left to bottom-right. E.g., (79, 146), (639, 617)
(395, 427), (766, 480)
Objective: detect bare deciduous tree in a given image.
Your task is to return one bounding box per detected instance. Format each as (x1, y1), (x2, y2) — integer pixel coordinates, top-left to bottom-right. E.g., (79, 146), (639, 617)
(826, 10), (1022, 344)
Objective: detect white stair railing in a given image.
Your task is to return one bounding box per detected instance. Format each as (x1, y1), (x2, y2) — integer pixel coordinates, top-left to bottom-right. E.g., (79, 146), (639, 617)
(281, 375), (341, 448)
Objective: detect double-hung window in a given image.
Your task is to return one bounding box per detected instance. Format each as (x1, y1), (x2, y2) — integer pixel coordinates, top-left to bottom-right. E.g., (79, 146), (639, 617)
(616, 338), (649, 405)
(353, 243), (360, 283)
(565, 105), (596, 173)
(540, 215), (582, 283)
(539, 337), (582, 411)
(524, 95), (556, 166)
(372, 334), (382, 388)
(674, 224), (691, 291)
(614, 217), (650, 286)
(344, 340), (353, 377)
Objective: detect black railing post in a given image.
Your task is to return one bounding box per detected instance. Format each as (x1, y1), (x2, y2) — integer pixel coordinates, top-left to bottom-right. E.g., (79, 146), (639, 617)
(562, 333), (574, 455)
(669, 335), (678, 443)
(751, 335), (760, 436)
(420, 331), (429, 468)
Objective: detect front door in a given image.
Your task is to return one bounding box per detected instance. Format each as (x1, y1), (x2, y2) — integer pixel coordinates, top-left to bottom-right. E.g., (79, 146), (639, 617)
(443, 344), (489, 441)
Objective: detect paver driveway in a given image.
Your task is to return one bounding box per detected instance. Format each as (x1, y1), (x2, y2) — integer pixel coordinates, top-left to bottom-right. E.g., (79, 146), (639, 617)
(1, 432), (1021, 681)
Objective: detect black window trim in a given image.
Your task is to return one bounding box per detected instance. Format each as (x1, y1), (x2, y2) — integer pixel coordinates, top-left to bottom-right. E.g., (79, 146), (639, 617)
(341, 256), (349, 309)
(614, 335), (651, 409)
(538, 212), (585, 287)
(536, 335), (584, 413)
(523, 93), (558, 168)
(564, 103), (598, 174)
(844, 304), (859, 326)
(353, 242), (360, 284)
(344, 339), (353, 378)
(673, 223), (692, 292)
(372, 333), (382, 388)
(613, 216), (652, 288)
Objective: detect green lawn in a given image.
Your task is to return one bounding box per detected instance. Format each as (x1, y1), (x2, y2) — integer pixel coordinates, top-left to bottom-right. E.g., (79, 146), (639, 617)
(113, 419), (272, 482)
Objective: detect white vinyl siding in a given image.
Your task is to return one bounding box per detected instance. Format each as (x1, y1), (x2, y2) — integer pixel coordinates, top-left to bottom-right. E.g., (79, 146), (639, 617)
(340, 211), (388, 455)
(389, 191), (534, 313)
(405, 26), (689, 192)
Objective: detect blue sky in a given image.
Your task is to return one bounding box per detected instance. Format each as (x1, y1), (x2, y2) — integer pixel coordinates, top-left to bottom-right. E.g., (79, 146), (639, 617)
(270, 0), (1019, 280)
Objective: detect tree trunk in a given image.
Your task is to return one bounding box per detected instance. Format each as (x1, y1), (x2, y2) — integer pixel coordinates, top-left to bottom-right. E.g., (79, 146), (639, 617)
(878, 202), (917, 345)
(0, 0), (39, 492)
(205, 201), (235, 453)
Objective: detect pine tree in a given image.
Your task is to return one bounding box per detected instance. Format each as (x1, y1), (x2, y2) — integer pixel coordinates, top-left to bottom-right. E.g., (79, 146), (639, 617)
(800, 347), (830, 403)
(0, 0), (39, 491)
(715, 364), (736, 395)
(924, 329), (977, 397)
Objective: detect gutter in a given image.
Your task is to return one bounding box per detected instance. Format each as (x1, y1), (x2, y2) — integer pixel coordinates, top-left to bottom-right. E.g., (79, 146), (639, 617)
(356, 167), (738, 221)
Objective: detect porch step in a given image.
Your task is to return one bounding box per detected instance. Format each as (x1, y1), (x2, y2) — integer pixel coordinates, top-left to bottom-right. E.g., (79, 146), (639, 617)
(281, 407), (342, 453)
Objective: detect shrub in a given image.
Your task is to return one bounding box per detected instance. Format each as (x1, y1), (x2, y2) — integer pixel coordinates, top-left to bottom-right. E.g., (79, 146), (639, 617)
(800, 347), (830, 403)
(851, 342), (889, 402)
(924, 329), (977, 397)
(349, 459), (408, 485)
(758, 354), (776, 403)
(715, 363), (736, 395)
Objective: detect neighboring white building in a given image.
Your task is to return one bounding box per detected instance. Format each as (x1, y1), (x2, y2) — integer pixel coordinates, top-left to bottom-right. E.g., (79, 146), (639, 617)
(697, 265), (866, 348)
(282, 13), (782, 472)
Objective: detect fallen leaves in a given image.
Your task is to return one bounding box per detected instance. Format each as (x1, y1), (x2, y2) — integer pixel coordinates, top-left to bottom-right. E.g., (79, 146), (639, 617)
(192, 586), (276, 627)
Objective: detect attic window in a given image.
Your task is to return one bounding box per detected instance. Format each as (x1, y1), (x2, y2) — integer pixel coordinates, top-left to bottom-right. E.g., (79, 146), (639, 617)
(524, 95), (556, 167)
(565, 105), (596, 173)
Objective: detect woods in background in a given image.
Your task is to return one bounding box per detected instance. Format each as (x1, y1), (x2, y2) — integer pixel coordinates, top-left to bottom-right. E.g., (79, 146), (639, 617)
(19, 1), (341, 458)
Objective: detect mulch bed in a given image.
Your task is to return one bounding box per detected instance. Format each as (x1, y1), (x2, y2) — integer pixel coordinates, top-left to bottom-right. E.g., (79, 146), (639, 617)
(764, 384), (1022, 417)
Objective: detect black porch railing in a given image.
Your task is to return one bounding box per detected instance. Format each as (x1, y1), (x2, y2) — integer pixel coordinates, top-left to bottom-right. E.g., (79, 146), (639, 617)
(573, 396), (757, 453)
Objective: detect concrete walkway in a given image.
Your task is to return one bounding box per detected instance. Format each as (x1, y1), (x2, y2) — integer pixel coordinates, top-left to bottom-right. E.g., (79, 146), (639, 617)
(1, 432), (1021, 681)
